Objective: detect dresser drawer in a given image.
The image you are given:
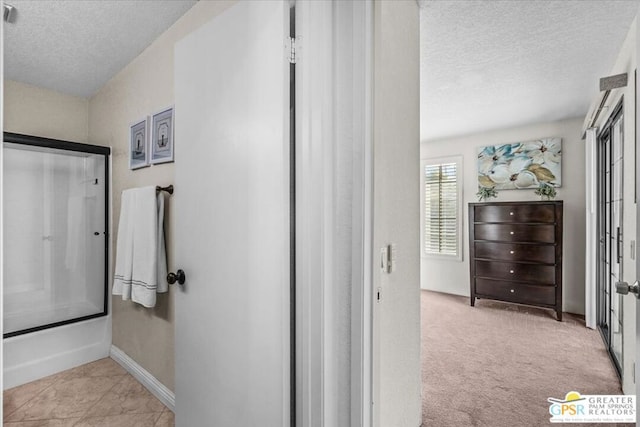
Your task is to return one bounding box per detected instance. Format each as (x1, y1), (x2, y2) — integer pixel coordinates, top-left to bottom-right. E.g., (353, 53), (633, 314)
(474, 204), (556, 223)
(474, 242), (555, 264)
(475, 278), (556, 306)
(474, 224), (555, 243)
(475, 260), (556, 284)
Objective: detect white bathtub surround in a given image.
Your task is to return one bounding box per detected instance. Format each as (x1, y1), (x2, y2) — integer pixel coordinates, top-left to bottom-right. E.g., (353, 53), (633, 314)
(3, 315), (112, 389)
(113, 186), (167, 308)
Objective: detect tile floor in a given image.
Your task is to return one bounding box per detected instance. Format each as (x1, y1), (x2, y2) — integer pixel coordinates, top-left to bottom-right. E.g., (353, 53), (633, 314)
(3, 358), (174, 427)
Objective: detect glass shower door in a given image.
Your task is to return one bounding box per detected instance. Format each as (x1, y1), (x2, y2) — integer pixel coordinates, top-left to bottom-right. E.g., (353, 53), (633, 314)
(3, 135), (109, 337)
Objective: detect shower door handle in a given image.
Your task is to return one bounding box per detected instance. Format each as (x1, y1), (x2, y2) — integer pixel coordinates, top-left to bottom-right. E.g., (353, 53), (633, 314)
(167, 270), (186, 285)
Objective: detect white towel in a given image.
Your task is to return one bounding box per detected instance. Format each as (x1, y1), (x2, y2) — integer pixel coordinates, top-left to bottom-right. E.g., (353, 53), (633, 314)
(113, 186), (168, 307)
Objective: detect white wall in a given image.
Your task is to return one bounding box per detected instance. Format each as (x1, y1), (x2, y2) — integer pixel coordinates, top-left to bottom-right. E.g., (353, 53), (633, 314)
(373, 1), (422, 426)
(4, 80), (88, 143)
(421, 117), (586, 315)
(89, 0), (236, 392)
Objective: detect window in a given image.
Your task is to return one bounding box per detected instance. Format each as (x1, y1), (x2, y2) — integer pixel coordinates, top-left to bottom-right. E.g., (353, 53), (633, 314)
(422, 156), (463, 259)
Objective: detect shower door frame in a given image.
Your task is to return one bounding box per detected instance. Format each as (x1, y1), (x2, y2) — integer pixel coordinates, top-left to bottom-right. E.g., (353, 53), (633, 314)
(3, 132), (111, 338)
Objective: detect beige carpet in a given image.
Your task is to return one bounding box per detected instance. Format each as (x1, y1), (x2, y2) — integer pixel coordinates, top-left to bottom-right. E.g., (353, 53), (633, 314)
(421, 290), (630, 427)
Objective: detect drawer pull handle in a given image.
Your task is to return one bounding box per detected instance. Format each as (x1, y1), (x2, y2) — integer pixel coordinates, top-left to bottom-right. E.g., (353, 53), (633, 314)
(510, 231), (514, 235)
(510, 250), (515, 254)
(510, 289), (515, 293)
(509, 270), (514, 274)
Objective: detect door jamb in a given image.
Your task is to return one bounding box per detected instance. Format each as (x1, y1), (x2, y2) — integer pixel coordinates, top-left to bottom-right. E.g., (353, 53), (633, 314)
(295, 0), (374, 425)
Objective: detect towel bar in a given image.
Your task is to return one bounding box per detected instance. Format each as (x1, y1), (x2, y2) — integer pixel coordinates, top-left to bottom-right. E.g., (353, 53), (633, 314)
(156, 185), (174, 195)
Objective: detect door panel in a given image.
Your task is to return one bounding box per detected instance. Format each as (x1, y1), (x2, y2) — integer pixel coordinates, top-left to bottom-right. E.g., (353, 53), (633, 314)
(174, 1), (289, 425)
(597, 104), (623, 378)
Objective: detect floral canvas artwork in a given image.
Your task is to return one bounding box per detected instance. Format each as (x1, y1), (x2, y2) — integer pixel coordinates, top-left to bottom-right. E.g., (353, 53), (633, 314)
(477, 137), (562, 190)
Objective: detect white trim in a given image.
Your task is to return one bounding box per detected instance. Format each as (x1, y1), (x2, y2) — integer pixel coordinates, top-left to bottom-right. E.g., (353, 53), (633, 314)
(296, 2), (331, 424)
(635, 3), (640, 400)
(420, 155), (464, 262)
(110, 345), (175, 412)
(350, 0), (374, 426)
(296, 0), (373, 425)
(361, 1), (374, 425)
(585, 128), (598, 329)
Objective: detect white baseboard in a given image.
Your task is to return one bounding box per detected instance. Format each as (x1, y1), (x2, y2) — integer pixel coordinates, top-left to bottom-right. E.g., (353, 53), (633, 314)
(110, 345), (175, 412)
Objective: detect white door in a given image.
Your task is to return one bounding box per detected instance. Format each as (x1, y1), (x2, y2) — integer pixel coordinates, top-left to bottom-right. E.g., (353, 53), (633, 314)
(173, 2), (290, 425)
(636, 107), (640, 424)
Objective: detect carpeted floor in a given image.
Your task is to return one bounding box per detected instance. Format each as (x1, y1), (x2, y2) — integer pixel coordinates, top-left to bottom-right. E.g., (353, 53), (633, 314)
(421, 290), (631, 427)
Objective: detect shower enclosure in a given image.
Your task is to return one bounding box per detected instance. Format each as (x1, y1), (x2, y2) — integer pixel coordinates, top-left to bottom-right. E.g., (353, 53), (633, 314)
(3, 133), (109, 338)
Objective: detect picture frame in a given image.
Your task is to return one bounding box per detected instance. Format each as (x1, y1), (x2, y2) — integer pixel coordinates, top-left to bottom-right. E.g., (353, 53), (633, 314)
(477, 137), (562, 190)
(150, 106), (174, 164)
(129, 117), (149, 170)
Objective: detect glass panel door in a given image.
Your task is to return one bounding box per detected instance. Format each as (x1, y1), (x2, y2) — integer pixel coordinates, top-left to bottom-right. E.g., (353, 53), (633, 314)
(596, 102), (623, 377)
(610, 114), (624, 366)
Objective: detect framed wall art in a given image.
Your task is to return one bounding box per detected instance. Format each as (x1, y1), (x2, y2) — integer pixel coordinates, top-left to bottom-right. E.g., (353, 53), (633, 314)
(150, 106), (174, 164)
(477, 137), (562, 190)
(129, 118), (149, 170)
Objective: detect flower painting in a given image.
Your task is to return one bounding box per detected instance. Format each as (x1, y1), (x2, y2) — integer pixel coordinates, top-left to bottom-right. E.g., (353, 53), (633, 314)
(477, 137), (562, 190)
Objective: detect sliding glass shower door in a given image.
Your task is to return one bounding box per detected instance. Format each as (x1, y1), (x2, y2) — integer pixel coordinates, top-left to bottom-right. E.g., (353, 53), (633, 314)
(3, 134), (109, 337)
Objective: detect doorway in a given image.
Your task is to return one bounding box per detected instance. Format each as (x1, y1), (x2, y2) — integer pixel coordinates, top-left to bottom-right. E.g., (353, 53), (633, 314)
(597, 99), (624, 378)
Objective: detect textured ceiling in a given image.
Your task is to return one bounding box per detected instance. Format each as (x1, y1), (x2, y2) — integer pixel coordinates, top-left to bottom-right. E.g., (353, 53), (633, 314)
(421, 0), (639, 142)
(3, 0), (197, 98)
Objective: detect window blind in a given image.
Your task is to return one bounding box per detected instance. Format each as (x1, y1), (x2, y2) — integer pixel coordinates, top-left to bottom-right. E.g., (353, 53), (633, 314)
(424, 162), (458, 256)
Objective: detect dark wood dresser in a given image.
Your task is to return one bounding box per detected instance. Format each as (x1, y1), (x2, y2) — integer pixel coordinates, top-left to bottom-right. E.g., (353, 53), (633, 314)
(468, 201), (563, 320)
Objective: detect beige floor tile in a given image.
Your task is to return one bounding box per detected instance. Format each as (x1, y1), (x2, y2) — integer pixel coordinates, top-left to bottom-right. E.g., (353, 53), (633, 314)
(6, 375), (122, 422)
(3, 418), (81, 427)
(154, 409), (174, 427)
(84, 374), (166, 418)
(3, 372), (66, 418)
(63, 358), (127, 379)
(74, 413), (161, 427)
(3, 358), (169, 427)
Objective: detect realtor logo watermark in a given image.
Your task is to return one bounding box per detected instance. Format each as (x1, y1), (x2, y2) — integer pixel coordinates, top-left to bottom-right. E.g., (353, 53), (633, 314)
(548, 391), (635, 423)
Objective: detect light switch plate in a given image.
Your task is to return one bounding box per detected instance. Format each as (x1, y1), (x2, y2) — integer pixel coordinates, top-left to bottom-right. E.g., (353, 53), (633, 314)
(381, 246), (389, 273)
(389, 243), (397, 273)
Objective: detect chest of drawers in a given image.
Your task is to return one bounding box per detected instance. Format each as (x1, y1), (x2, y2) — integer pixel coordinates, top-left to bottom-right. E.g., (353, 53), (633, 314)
(468, 201), (563, 320)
